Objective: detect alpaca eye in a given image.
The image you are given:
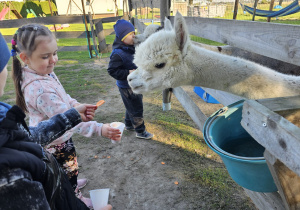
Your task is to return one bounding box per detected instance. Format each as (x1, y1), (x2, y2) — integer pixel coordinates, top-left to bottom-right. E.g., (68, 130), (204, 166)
(155, 63), (166, 69)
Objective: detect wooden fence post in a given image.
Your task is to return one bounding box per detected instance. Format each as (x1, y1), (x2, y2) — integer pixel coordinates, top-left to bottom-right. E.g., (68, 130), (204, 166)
(88, 12), (99, 58)
(81, 0), (92, 57)
(160, 0), (170, 27)
(252, 0), (259, 21)
(233, 0), (239, 19)
(267, 0), (275, 22)
(95, 20), (108, 53)
(160, 0), (171, 110)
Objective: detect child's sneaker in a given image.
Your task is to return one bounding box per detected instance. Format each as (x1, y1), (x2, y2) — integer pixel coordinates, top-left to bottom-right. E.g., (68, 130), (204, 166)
(136, 131), (153, 139)
(125, 125), (135, 131)
(77, 178), (88, 189)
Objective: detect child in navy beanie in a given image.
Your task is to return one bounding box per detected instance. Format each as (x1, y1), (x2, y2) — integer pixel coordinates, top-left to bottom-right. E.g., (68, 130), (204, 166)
(107, 19), (154, 139)
(114, 19), (135, 41)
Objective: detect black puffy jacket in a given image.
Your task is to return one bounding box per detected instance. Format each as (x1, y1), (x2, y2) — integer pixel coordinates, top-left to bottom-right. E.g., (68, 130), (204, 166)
(0, 105), (89, 210)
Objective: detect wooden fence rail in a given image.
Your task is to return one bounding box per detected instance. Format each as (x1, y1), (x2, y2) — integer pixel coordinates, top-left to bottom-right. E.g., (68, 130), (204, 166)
(133, 15), (300, 210)
(0, 15), (120, 53)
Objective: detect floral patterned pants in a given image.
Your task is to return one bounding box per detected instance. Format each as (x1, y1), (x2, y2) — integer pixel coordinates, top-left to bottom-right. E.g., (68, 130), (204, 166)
(45, 138), (78, 190)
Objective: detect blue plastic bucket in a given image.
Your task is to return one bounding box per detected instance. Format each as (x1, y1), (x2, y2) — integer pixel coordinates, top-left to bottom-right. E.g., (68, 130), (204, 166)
(203, 100), (277, 192)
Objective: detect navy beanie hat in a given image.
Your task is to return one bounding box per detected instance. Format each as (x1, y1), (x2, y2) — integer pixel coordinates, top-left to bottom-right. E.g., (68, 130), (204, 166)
(114, 19), (135, 41)
(0, 33), (10, 73)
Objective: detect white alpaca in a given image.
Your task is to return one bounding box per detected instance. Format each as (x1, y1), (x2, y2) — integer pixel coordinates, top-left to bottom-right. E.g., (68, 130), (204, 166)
(128, 12), (300, 100)
(134, 24), (162, 46)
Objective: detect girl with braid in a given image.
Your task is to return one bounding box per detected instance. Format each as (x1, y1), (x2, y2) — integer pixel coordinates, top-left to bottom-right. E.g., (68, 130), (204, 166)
(0, 32), (112, 210)
(11, 24), (120, 209)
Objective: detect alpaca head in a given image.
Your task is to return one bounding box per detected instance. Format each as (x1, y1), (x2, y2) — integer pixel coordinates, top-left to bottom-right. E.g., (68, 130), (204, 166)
(128, 12), (191, 94)
(133, 24), (162, 46)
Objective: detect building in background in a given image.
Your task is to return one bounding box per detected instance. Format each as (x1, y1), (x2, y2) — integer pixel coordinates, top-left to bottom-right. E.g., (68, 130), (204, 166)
(56, 0), (125, 17)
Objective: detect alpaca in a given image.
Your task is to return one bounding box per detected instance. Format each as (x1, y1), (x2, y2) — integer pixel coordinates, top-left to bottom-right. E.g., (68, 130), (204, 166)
(128, 12), (300, 100)
(133, 23), (163, 46)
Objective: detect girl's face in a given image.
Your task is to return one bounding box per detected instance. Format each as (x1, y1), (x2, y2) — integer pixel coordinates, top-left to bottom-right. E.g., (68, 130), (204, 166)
(123, 32), (135, 45)
(22, 36), (58, 75)
(0, 66), (8, 97)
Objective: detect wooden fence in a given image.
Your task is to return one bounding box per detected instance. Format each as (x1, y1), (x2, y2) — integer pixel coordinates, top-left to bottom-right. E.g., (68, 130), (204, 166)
(0, 14), (120, 54)
(132, 1), (300, 209)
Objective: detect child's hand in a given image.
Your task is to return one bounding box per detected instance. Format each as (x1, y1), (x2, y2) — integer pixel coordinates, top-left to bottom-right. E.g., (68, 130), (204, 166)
(96, 204), (112, 210)
(129, 69), (135, 74)
(74, 104), (97, 122)
(101, 124), (121, 140)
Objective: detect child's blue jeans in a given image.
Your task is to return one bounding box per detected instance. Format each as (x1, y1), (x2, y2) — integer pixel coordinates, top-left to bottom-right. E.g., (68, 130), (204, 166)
(118, 87), (145, 133)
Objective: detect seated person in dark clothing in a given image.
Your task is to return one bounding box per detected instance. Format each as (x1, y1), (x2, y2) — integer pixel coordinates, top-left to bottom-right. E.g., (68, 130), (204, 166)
(0, 32), (112, 210)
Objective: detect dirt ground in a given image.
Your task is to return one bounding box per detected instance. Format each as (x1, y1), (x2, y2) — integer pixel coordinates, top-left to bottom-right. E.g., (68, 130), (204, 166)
(73, 58), (257, 210)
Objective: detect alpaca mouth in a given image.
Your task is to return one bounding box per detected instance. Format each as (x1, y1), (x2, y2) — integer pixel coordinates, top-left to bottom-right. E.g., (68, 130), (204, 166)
(132, 84), (143, 90)
(131, 84), (145, 93)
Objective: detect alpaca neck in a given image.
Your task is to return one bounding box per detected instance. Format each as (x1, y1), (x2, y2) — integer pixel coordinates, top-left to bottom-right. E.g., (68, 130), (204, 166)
(183, 44), (300, 99)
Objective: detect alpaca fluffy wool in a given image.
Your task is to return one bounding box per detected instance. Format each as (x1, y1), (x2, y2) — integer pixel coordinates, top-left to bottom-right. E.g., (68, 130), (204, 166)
(128, 12), (300, 99)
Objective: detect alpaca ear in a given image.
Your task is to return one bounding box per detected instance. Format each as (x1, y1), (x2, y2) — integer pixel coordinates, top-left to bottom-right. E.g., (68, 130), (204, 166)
(164, 17), (172, 31)
(174, 12), (189, 54)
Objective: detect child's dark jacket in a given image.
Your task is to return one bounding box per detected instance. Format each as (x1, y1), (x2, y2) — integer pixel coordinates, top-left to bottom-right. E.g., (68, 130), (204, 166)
(0, 102), (88, 210)
(107, 38), (137, 88)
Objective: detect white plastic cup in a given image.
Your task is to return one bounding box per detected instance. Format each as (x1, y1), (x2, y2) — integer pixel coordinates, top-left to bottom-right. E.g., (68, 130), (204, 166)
(89, 188), (110, 210)
(110, 122), (125, 144)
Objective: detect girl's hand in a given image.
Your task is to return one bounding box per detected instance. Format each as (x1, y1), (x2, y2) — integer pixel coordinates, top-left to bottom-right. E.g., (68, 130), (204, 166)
(74, 104), (97, 122)
(101, 124), (121, 139)
(97, 204), (112, 210)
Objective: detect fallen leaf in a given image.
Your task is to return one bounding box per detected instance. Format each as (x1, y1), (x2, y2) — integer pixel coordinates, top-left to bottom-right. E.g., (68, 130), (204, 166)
(161, 162), (165, 165)
(107, 156), (111, 159)
(94, 155), (98, 159)
(174, 181), (179, 185)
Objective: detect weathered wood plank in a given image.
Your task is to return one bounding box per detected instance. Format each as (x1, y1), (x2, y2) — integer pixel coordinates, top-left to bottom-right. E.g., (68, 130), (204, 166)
(95, 20), (107, 53)
(89, 13), (99, 57)
(264, 150), (300, 210)
(0, 16), (85, 28)
(244, 188), (285, 210)
(257, 96), (300, 112)
(272, 160), (300, 210)
(160, 0), (170, 25)
(57, 46), (88, 51)
(104, 28), (115, 36)
(2, 29), (113, 42)
(169, 16), (300, 66)
(241, 100), (300, 177)
(55, 31), (86, 39)
(192, 42), (300, 76)
(130, 0), (160, 9)
(94, 16), (121, 24)
(173, 87), (208, 132)
(0, 16), (120, 29)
